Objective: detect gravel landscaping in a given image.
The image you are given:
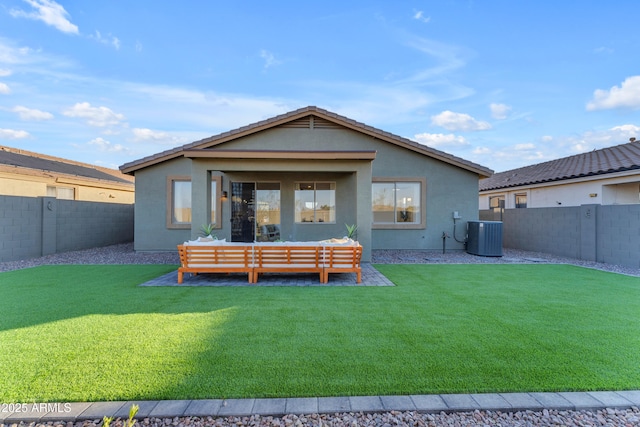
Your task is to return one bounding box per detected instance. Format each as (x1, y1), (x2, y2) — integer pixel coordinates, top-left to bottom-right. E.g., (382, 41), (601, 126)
(2, 242), (639, 277)
(2, 243), (639, 426)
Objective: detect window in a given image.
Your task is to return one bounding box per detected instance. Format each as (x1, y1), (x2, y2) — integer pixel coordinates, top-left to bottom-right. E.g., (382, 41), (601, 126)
(168, 176), (221, 228)
(489, 195), (505, 211)
(171, 179), (192, 225)
(210, 177), (220, 226)
(372, 179), (424, 227)
(256, 182), (281, 241)
(46, 185), (75, 200)
(295, 182), (335, 223)
(515, 193), (527, 208)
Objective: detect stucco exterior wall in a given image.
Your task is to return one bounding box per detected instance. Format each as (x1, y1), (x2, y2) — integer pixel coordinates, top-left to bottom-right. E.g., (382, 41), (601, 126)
(133, 157), (193, 251)
(0, 174), (134, 204)
(479, 171), (640, 209)
(131, 125), (481, 256)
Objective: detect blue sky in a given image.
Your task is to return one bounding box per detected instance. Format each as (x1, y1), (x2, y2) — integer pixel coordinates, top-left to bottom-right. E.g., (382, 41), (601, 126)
(1, 1), (639, 173)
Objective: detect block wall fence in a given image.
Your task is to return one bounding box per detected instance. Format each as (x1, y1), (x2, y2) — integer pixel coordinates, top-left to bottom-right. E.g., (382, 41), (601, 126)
(480, 204), (640, 269)
(0, 195), (134, 262)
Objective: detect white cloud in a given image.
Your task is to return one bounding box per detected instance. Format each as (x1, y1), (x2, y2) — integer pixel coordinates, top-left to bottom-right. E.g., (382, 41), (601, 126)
(414, 132), (468, 147)
(10, 0), (79, 35)
(489, 103), (511, 120)
(0, 128), (30, 139)
(431, 110), (492, 132)
(87, 137), (128, 153)
(413, 11), (431, 23)
(473, 146), (491, 155)
(62, 102), (126, 127)
(0, 69), (12, 77)
(132, 128), (186, 145)
(0, 83), (10, 94)
(610, 124), (640, 134)
(12, 105), (54, 120)
(586, 76), (640, 111)
(90, 31), (121, 50)
(514, 143), (535, 150)
(260, 50), (281, 69)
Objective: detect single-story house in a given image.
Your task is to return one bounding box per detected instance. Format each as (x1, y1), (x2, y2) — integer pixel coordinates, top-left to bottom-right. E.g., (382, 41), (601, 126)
(0, 145), (134, 203)
(479, 138), (640, 211)
(120, 106), (493, 261)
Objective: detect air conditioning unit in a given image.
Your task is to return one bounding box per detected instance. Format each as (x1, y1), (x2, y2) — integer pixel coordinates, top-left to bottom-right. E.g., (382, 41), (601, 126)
(466, 221), (503, 257)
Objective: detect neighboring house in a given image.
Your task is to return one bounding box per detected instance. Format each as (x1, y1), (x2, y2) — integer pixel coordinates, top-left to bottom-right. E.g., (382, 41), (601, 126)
(479, 139), (640, 211)
(0, 145), (134, 203)
(120, 106), (493, 261)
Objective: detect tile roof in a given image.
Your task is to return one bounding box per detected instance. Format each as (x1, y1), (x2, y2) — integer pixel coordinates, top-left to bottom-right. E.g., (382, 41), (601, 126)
(0, 146), (134, 185)
(479, 140), (640, 191)
(120, 105), (493, 178)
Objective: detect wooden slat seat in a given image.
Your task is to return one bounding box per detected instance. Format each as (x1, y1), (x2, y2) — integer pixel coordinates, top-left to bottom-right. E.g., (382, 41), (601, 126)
(323, 245), (363, 284)
(253, 245), (323, 283)
(177, 244), (253, 284)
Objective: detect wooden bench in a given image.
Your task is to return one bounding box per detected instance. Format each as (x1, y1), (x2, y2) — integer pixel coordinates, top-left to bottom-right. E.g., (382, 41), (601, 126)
(177, 244), (254, 284)
(253, 245), (323, 283)
(176, 241), (362, 284)
(323, 245), (363, 284)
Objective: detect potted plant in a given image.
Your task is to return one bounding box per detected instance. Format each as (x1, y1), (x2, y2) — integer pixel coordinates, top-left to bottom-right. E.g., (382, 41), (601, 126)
(345, 223), (358, 240)
(199, 223), (217, 239)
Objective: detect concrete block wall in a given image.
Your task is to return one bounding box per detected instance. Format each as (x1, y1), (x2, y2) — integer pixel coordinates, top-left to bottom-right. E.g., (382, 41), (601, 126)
(0, 195), (134, 263)
(56, 200), (134, 253)
(481, 204), (640, 269)
(597, 205), (640, 268)
(501, 207), (582, 259)
(0, 195), (42, 262)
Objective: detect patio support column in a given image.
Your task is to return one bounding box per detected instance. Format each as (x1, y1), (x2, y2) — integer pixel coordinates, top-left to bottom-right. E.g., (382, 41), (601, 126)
(355, 161), (373, 262)
(190, 159), (211, 240)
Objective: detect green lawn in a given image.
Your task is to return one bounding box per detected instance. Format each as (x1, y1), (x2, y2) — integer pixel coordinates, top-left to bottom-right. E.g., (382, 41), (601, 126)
(0, 263), (639, 402)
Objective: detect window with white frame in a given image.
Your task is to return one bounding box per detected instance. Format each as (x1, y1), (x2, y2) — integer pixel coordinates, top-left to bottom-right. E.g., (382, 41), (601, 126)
(46, 185), (75, 200)
(515, 193), (527, 208)
(489, 195), (505, 211)
(294, 182), (335, 223)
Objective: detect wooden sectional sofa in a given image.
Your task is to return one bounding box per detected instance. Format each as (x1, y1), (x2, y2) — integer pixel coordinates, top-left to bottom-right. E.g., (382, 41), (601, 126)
(177, 239), (362, 284)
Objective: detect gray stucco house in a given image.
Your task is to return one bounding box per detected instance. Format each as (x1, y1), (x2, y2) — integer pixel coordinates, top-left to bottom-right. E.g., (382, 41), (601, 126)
(120, 106), (493, 261)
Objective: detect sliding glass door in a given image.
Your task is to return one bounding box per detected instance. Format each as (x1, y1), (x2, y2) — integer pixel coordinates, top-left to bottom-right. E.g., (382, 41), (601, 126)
(231, 182), (280, 242)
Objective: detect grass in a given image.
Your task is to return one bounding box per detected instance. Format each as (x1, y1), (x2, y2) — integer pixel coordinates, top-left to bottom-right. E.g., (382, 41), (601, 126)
(0, 263), (639, 402)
